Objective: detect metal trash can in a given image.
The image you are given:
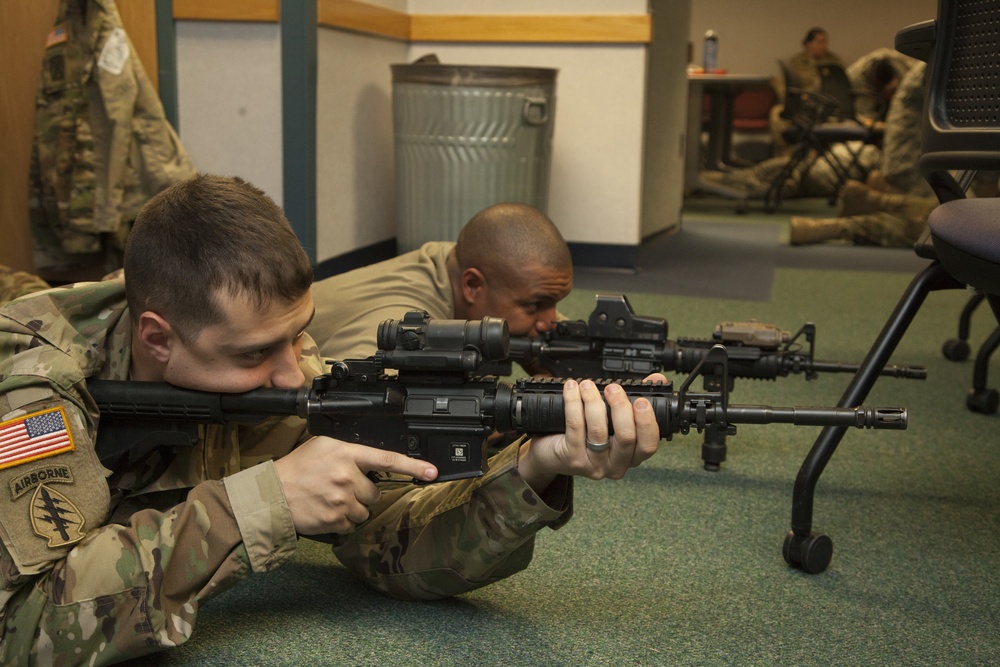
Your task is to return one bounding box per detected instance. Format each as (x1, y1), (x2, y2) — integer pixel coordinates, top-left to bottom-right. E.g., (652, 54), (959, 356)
(391, 63), (558, 253)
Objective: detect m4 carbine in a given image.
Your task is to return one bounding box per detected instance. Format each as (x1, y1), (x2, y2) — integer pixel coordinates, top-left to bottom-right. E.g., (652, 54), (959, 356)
(88, 311), (907, 483)
(494, 294), (925, 470)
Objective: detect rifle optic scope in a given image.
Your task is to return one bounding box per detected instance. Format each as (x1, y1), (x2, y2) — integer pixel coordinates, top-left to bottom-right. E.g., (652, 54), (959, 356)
(375, 310), (510, 373)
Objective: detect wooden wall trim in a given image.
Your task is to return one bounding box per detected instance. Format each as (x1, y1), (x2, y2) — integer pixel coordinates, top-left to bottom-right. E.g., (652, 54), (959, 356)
(173, 0), (651, 44)
(317, 0), (409, 41)
(173, 0), (280, 23)
(409, 15), (651, 44)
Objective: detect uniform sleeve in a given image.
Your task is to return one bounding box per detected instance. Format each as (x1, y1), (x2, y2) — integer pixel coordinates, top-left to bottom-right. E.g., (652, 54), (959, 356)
(1, 448), (295, 666)
(329, 439), (573, 601)
(0, 393), (298, 665)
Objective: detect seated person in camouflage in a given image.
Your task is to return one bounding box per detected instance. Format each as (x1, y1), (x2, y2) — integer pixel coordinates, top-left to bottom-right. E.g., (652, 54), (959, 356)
(769, 27), (845, 154)
(703, 57), (918, 208)
(0, 264), (51, 303)
(309, 202), (573, 366)
(789, 63), (941, 246)
(0, 174), (663, 665)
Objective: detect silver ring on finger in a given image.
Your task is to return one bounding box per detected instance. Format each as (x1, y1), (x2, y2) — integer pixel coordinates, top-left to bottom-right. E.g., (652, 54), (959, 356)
(586, 438), (611, 453)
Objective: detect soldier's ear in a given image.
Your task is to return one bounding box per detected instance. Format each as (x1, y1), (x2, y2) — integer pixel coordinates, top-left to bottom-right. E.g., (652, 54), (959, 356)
(135, 311), (176, 363)
(460, 267), (486, 305)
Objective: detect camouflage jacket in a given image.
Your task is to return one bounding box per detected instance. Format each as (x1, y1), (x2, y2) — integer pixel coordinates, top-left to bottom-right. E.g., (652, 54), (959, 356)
(29, 0), (196, 273)
(880, 62), (931, 197)
(775, 50), (843, 101)
(0, 265), (51, 304)
(846, 48), (918, 124)
(0, 279), (571, 665)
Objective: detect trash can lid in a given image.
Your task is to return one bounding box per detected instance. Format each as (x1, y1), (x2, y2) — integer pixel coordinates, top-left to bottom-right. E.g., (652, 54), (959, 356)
(391, 64), (558, 87)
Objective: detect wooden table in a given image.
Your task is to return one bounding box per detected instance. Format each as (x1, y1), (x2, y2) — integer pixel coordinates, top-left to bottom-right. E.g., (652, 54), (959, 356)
(685, 73), (773, 205)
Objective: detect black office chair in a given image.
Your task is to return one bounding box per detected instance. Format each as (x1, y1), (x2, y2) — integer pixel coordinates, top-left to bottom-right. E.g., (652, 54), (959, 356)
(783, 0), (1000, 574)
(763, 62), (880, 213)
(941, 290), (1000, 414)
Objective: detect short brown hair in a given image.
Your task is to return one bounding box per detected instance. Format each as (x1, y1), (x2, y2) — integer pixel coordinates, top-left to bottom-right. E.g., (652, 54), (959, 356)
(124, 174), (313, 341)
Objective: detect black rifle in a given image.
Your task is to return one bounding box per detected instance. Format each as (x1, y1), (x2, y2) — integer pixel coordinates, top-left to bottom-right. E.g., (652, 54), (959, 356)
(488, 294), (926, 470)
(89, 310), (907, 483)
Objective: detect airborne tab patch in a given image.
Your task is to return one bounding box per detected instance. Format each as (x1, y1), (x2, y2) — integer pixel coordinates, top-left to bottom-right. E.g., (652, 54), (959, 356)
(0, 407), (76, 471)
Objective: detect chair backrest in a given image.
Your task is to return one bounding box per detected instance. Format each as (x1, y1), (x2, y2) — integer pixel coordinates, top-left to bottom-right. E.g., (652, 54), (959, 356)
(732, 87), (777, 130)
(778, 60), (813, 121)
(817, 63), (855, 120)
(909, 0), (1000, 197)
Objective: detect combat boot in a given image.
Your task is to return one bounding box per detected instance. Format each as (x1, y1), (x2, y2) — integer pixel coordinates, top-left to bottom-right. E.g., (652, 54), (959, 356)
(840, 182), (924, 219)
(789, 217), (853, 245)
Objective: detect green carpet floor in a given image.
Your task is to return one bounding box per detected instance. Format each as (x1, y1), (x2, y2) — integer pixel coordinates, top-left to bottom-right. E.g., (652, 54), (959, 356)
(129, 203), (1000, 666)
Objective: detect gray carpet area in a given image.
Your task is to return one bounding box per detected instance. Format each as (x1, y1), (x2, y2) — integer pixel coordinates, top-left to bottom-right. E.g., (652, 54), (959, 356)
(573, 220), (781, 302)
(573, 197), (931, 302)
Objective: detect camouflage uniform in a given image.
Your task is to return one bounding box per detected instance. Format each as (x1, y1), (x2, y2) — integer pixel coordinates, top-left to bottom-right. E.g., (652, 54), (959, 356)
(770, 50), (845, 152)
(29, 0), (196, 282)
(0, 279), (571, 664)
(774, 51), (844, 101)
(310, 242), (457, 362)
(0, 265), (51, 304)
(877, 62), (930, 197)
(789, 63), (940, 247)
(701, 143), (881, 199)
(845, 48), (917, 124)
(708, 61), (930, 216)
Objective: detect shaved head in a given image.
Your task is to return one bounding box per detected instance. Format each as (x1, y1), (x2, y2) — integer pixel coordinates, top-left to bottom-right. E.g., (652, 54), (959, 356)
(455, 203), (572, 289)
(449, 202), (573, 336)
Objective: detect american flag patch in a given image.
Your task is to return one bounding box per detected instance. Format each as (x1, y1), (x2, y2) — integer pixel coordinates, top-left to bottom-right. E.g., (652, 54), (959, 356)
(46, 25), (67, 48)
(0, 408), (75, 471)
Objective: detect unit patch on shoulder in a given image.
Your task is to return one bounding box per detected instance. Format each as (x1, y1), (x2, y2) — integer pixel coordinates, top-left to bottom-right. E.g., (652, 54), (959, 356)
(30, 484), (86, 548)
(0, 407), (76, 471)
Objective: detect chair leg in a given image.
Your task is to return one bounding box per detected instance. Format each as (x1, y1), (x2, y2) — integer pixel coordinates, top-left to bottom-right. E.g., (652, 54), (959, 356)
(783, 261), (964, 574)
(967, 325), (1000, 414)
(764, 145), (811, 213)
(942, 291), (985, 361)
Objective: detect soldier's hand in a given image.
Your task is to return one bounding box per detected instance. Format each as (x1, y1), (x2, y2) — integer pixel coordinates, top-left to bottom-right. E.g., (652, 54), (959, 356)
(273, 436), (437, 535)
(516, 375), (663, 492)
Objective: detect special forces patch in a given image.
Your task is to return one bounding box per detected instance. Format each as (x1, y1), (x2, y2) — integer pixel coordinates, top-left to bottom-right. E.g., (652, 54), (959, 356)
(30, 484), (86, 548)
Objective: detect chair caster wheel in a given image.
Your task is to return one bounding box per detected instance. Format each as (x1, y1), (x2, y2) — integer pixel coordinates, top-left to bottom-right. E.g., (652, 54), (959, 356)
(942, 338), (971, 361)
(783, 530), (832, 574)
(966, 388), (999, 414)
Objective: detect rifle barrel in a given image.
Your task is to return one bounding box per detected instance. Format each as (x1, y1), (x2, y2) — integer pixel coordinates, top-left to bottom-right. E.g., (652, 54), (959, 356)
(808, 360), (927, 379)
(508, 387), (907, 435)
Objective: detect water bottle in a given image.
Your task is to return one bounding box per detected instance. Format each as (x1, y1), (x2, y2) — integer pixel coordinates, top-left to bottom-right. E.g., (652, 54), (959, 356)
(703, 30), (718, 72)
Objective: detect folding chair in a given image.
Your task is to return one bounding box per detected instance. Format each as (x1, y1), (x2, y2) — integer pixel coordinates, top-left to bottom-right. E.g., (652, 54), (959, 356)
(763, 62), (881, 213)
(783, 0), (1000, 574)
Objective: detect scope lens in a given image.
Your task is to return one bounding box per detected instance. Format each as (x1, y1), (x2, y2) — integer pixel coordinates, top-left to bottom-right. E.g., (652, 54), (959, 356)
(464, 316), (509, 362)
(377, 312), (509, 361)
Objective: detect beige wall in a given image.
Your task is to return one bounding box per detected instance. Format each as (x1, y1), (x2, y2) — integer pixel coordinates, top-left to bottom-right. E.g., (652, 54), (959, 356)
(316, 27), (407, 259)
(310, 0), (653, 264)
(175, 21), (284, 206)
